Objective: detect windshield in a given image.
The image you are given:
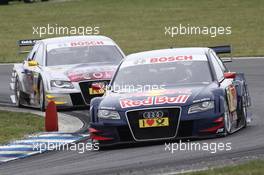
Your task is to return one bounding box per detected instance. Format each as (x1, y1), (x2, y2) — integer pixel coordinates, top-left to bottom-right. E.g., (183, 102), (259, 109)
(112, 61), (212, 92)
(46, 45), (123, 66)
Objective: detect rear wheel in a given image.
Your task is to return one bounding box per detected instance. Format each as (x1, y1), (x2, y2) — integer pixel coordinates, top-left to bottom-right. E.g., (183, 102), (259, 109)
(39, 79), (45, 111)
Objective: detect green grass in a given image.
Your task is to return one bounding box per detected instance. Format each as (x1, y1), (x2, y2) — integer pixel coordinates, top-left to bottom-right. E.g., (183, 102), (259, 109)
(0, 110), (44, 144)
(0, 0), (263, 63)
(184, 160), (264, 175)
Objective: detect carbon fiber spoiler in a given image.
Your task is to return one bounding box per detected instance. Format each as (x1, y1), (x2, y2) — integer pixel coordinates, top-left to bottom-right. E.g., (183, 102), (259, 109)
(17, 39), (40, 54)
(210, 45), (232, 62)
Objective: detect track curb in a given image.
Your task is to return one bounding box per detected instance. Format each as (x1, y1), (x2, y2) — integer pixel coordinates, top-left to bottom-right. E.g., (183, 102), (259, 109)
(0, 106), (88, 164)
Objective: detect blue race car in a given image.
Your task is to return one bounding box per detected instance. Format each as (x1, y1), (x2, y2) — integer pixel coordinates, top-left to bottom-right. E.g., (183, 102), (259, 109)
(89, 46), (251, 146)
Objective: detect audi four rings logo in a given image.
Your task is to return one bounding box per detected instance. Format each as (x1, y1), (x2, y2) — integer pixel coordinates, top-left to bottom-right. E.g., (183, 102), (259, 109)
(143, 111), (164, 119)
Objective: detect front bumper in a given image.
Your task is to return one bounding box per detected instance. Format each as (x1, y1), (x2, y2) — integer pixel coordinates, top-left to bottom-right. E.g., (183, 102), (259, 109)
(45, 92), (87, 108)
(89, 114), (226, 146)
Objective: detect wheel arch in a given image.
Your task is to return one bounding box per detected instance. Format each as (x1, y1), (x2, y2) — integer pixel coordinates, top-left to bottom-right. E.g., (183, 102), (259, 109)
(12, 64), (26, 92)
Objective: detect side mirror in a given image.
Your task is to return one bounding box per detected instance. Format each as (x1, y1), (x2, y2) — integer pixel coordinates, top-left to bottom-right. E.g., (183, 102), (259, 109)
(28, 60), (38, 67)
(224, 72), (236, 79)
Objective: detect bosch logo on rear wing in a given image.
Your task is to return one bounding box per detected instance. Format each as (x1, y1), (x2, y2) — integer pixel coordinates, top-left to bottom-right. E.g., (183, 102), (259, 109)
(17, 39), (40, 54)
(210, 45), (232, 63)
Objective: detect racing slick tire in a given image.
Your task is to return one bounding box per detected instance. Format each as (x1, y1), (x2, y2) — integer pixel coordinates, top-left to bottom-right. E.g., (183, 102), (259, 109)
(224, 99), (232, 135)
(237, 88), (248, 128)
(39, 79), (45, 111)
(14, 76), (23, 108)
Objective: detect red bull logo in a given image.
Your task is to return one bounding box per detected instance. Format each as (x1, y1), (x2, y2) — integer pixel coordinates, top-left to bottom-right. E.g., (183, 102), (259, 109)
(120, 95), (190, 108)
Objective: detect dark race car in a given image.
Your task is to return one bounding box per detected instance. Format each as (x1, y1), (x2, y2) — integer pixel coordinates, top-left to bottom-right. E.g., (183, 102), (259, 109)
(89, 46), (251, 146)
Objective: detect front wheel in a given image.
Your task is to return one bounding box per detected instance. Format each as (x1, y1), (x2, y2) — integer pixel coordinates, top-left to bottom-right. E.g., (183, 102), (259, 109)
(238, 93), (248, 128)
(39, 80), (45, 111)
(224, 100), (232, 135)
(14, 76), (23, 107)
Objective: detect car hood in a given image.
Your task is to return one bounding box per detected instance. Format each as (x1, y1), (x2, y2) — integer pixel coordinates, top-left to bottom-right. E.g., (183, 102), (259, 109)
(99, 83), (218, 111)
(43, 63), (118, 82)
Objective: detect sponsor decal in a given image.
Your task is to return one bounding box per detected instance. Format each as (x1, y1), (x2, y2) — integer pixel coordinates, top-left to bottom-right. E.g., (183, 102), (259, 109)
(122, 55), (207, 67)
(150, 55), (192, 63)
(139, 117), (169, 128)
(120, 95), (190, 108)
(47, 40), (114, 52)
(89, 82), (105, 95)
(70, 41), (104, 47)
(133, 89), (192, 97)
(67, 71), (114, 82)
(89, 88), (105, 95)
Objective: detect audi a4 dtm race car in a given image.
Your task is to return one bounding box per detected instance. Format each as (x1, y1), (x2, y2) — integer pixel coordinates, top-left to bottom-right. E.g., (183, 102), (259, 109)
(89, 46), (251, 146)
(10, 35), (125, 111)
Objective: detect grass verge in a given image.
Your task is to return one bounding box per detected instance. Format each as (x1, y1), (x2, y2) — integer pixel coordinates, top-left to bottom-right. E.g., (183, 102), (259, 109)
(184, 160), (264, 175)
(0, 0), (263, 63)
(0, 110), (44, 144)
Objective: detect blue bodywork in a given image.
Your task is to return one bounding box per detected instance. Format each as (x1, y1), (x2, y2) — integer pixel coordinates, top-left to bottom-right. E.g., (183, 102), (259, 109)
(89, 47), (251, 146)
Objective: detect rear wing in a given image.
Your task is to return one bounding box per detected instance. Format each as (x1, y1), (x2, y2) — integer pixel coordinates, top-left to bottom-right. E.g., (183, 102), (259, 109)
(209, 45), (232, 62)
(17, 39), (40, 54)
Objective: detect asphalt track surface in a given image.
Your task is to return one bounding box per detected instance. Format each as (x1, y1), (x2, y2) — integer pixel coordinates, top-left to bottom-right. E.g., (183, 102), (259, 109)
(0, 58), (264, 175)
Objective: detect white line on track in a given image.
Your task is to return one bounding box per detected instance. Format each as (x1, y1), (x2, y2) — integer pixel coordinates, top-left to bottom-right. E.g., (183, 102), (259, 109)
(0, 151), (38, 155)
(13, 139), (76, 144)
(0, 145), (34, 149)
(161, 167), (209, 175)
(0, 157), (17, 162)
(28, 134), (79, 138)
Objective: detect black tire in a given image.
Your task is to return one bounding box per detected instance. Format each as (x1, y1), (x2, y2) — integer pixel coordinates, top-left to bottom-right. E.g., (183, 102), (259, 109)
(238, 90), (248, 128)
(14, 76), (23, 107)
(224, 99), (232, 135)
(39, 79), (45, 111)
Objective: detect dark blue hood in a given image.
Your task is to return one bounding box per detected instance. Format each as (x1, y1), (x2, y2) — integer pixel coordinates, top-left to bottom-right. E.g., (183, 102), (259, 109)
(99, 82), (219, 111)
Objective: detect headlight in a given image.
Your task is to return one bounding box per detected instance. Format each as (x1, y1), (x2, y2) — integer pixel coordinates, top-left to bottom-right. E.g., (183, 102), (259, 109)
(50, 80), (74, 89)
(188, 101), (214, 114)
(98, 109), (120, 119)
